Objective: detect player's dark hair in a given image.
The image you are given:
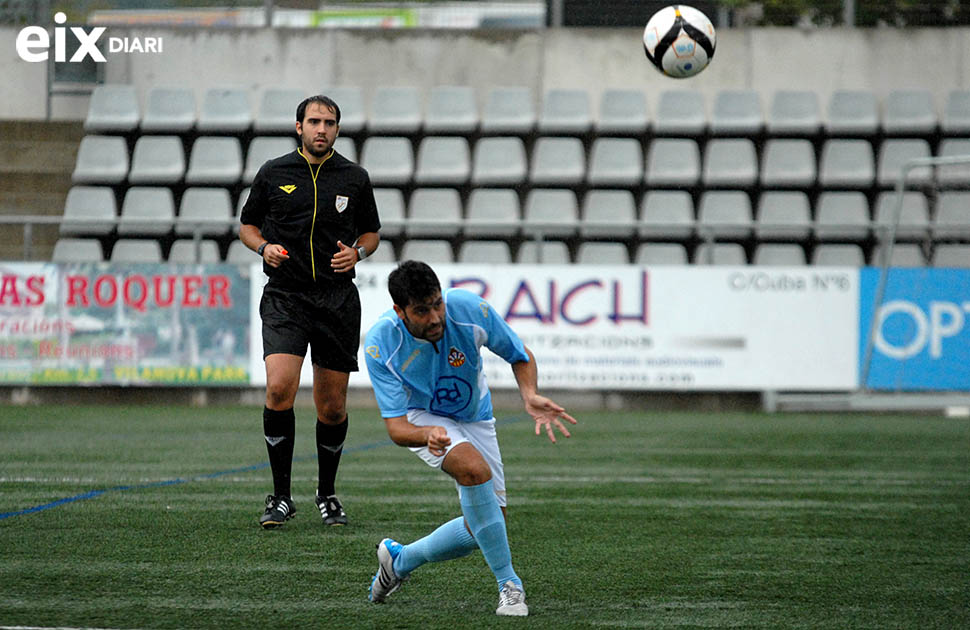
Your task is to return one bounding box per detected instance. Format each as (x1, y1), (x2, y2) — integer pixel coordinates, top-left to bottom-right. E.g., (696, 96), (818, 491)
(388, 260), (441, 309)
(296, 95), (341, 125)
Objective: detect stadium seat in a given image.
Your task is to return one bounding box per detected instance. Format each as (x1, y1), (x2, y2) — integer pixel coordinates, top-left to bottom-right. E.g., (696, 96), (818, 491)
(932, 192), (970, 239)
(811, 244), (865, 267)
(176, 187), (233, 237)
(362, 242), (396, 263)
(480, 86), (535, 135)
(128, 136), (185, 185)
(360, 137), (414, 186)
(644, 138), (701, 188)
(530, 137), (586, 186)
(405, 188), (463, 238)
(639, 190), (695, 240)
(931, 244), (970, 268)
(702, 139), (758, 188)
(516, 240), (570, 264)
(654, 90), (706, 136)
(413, 136), (471, 186)
(225, 239), (254, 264)
(697, 191), (753, 240)
(595, 89), (649, 136)
(710, 89), (763, 136)
(373, 188), (405, 238)
(760, 139), (816, 189)
(253, 87), (306, 134)
(463, 188), (520, 238)
(755, 191), (812, 241)
(369, 86), (422, 135)
(471, 137), (528, 186)
(818, 139), (874, 189)
(882, 89), (937, 136)
(522, 189), (579, 238)
(826, 90), (879, 137)
(935, 139), (970, 188)
(168, 239), (222, 263)
(140, 86), (196, 134)
(244, 137), (297, 185)
(635, 242), (689, 266)
(184, 136), (243, 185)
(693, 243), (747, 265)
(871, 243), (926, 267)
(872, 191), (930, 242)
(118, 187), (175, 236)
(51, 238), (105, 262)
(580, 190), (636, 239)
(586, 138), (643, 188)
(197, 87), (252, 134)
(424, 86), (478, 135)
(71, 135), (129, 184)
(60, 186), (117, 236)
(942, 89), (970, 135)
(752, 243), (807, 266)
(876, 139), (932, 188)
(84, 84), (139, 133)
(399, 239), (454, 263)
(767, 90), (821, 136)
(814, 192), (871, 241)
(235, 187), (250, 221)
(110, 238), (163, 263)
(576, 242), (629, 265)
(538, 88), (591, 135)
(321, 86), (365, 135)
(458, 240), (512, 264)
(334, 137), (357, 162)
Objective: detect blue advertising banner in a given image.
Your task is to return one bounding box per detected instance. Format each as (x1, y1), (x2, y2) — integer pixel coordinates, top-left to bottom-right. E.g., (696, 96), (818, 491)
(860, 268), (970, 391)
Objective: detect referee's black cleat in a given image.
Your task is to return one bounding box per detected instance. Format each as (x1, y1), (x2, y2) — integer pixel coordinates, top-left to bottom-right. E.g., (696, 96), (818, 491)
(315, 493), (348, 526)
(260, 494), (296, 529)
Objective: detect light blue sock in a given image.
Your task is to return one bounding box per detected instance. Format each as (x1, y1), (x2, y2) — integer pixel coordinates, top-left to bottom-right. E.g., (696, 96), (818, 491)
(392, 516), (478, 577)
(459, 479), (521, 590)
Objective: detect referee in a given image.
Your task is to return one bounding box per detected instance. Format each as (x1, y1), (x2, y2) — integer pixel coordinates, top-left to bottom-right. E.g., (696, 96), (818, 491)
(239, 94), (381, 529)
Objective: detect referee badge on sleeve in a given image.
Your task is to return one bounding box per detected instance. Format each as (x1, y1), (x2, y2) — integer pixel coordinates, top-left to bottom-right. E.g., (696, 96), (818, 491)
(335, 195), (349, 213)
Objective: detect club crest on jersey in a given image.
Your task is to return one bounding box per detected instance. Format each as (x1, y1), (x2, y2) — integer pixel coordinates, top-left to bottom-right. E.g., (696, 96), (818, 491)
(279, 184), (296, 194)
(448, 347), (466, 367)
(365, 345), (380, 359)
(335, 195), (349, 213)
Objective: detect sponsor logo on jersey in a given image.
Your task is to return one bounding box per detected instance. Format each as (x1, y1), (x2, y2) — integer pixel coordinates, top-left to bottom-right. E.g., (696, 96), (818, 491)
(335, 195), (349, 213)
(448, 347), (466, 367)
(279, 185), (297, 194)
(479, 302), (489, 318)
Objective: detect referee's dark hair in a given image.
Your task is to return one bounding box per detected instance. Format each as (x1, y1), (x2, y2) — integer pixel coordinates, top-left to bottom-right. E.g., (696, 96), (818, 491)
(388, 260), (441, 309)
(296, 95), (342, 125)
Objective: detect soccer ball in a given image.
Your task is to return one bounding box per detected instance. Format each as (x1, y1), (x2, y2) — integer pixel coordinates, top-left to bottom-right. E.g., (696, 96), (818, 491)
(643, 5), (716, 79)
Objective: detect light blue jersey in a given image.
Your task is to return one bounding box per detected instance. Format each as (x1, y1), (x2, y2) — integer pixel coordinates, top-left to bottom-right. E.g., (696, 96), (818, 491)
(364, 288), (530, 422)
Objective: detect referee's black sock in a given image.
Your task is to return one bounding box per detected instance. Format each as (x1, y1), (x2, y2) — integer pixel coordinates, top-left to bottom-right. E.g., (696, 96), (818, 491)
(316, 416), (348, 498)
(263, 406), (295, 498)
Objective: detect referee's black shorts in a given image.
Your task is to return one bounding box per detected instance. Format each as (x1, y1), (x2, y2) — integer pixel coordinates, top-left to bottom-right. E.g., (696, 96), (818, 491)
(259, 281), (361, 372)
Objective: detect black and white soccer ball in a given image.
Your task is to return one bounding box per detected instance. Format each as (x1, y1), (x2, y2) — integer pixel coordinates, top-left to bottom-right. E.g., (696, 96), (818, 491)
(643, 5), (716, 79)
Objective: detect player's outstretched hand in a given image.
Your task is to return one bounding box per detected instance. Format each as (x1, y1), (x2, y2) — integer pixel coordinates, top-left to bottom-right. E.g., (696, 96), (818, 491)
(427, 425), (452, 457)
(331, 240), (358, 273)
(525, 394), (577, 444)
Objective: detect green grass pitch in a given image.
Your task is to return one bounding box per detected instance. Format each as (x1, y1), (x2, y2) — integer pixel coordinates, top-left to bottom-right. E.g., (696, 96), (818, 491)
(0, 404), (967, 629)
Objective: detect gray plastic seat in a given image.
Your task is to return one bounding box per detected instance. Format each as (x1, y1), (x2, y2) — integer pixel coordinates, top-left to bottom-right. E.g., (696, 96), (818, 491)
(871, 243), (926, 267)
(826, 90), (879, 136)
(517, 240), (570, 264)
(530, 137), (586, 186)
(424, 86), (478, 134)
(933, 192), (970, 239)
(596, 89), (648, 136)
(197, 87), (252, 133)
(580, 190), (636, 239)
(936, 139), (970, 188)
(654, 90), (706, 136)
(374, 188), (405, 238)
(71, 135), (129, 184)
(883, 89), (936, 136)
(185, 136), (243, 185)
(755, 191), (811, 241)
(522, 189), (579, 238)
(61, 186), (117, 236)
(697, 191), (753, 240)
(399, 239), (454, 264)
(235, 187), (250, 221)
(362, 242), (396, 263)
(752, 243), (807, 266)
(587, 138), (643, 187)
(576, 242), (629, 265)
(177, 187), (233, 237)
(244, 137), (297, 185)
(464, 189), (520, 237)
(942, 90), (970, 135)
(370, 86), (422, 135)
(639, 190), (695, 240)
(818, 139), (874, 189)
(110, 238), (163, 263)
(471, 137), (527, 186)
(877, 139), (932, 188)
(406, 188), (463, 238)
(767, 90), (821, 136)
(254, 88), (306, 134)
(128, 135), (185, 185)
(872, 192), (930, 241)
(458, 240), (512, 264)
(413, 136), (471, 185)
(645, 138), (700, 187)
(694, 243), (747, 266)
(118, 187), (175, 236)
(710, 90), (763, 136)
(226, 239), (254, 264)
(635, 243), (689, 266)
(538, 88), (591, 135)
(703, 139), (758, 188)
(168, 239), (222, 263)
(760, 139), (816, 188)
(84, 84), (139, 133)
(480, 87), (535, 135)
(814, 192), (871, 241)
(811, 244), (865, 267)
(932, 244), (970, 268)
(140, 87), (195, 134)
(360, 137), (414, 186)
(320, 86), (365, 135)
(51, 238), (104, 262)
(334, 137), (356, 162)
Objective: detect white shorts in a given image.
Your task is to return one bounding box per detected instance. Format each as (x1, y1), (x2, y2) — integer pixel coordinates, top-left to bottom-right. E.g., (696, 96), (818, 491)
(406, 409), (507, 507)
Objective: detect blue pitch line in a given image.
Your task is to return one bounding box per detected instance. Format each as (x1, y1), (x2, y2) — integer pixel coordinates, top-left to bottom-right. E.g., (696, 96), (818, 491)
(0, 415), (525, 521)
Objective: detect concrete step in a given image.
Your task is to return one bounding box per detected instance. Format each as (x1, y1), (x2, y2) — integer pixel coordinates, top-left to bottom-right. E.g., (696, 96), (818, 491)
(0, 171), (74, 196)
(0, 191), (68, 215)
(0, 140), (79, 175)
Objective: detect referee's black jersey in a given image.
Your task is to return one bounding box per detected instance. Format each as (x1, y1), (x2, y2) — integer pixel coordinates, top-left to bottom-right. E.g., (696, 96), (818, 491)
(241, 148), (381, 288)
